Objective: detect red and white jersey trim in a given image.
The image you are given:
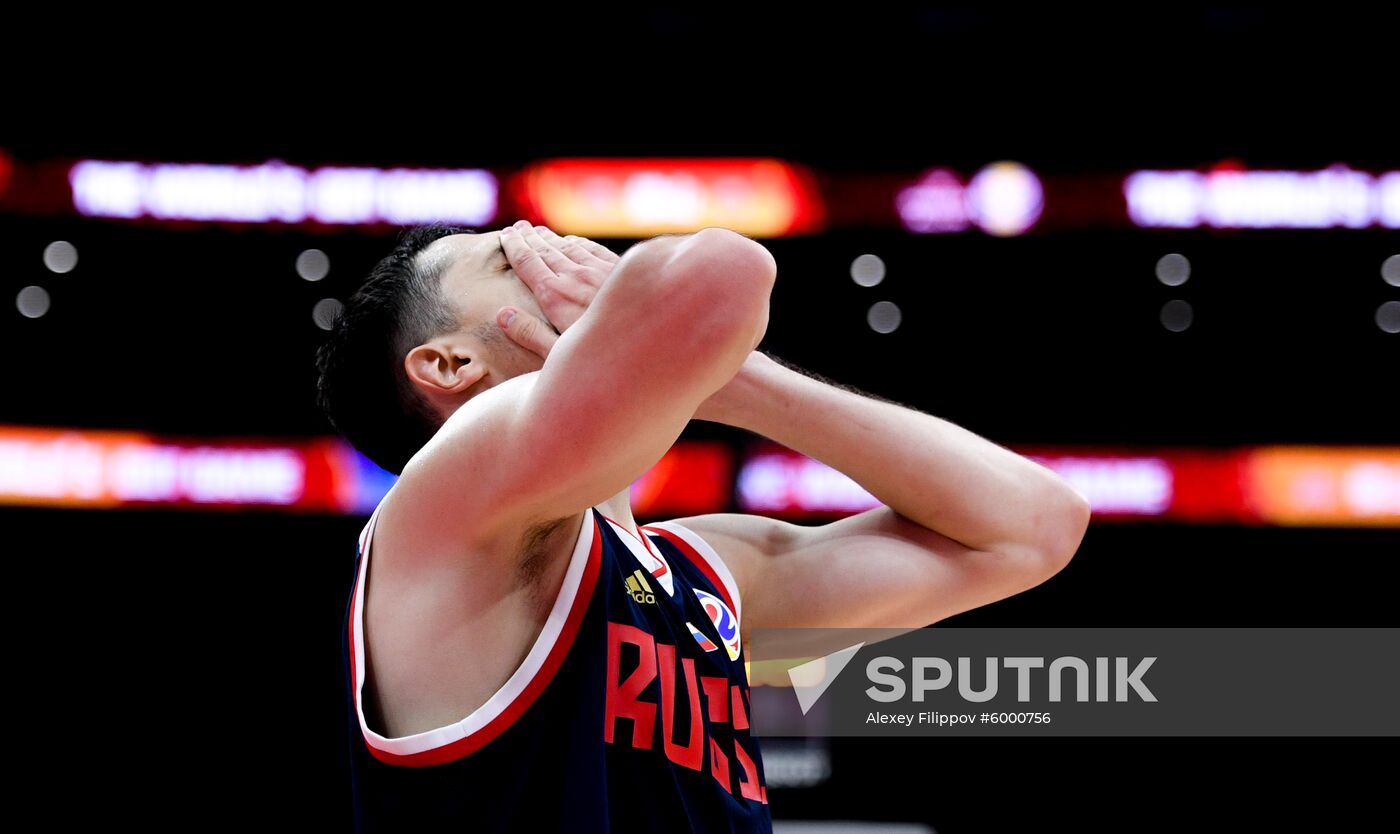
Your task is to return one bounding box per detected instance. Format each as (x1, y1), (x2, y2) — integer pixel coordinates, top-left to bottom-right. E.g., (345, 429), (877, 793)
(599, 513), (677, 598)
(640, 521), (743, 626)
(348, 502), (602, 767)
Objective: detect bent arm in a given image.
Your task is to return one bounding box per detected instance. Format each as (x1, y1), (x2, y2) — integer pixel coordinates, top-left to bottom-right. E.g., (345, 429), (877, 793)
(396, 228), (776, 554)
(671, 353), (1090, 634)
(717, 353), (1090, 565)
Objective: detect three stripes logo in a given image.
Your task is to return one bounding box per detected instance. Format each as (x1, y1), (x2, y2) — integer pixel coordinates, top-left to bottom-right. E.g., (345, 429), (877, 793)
(624, 569), (657, 605)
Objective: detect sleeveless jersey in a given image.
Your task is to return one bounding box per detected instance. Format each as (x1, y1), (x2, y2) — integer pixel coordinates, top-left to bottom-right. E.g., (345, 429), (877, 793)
(343, 500), (772, 832)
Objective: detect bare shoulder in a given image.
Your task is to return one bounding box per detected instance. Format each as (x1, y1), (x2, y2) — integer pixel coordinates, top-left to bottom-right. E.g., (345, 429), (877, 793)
(373, 478), (580, 589)
(384, 369), (552, 557)
(361, 490), (588, 738)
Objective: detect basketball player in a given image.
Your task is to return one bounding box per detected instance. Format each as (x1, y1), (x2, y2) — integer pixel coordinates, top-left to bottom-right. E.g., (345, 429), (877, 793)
(314, 220), (1091, 831)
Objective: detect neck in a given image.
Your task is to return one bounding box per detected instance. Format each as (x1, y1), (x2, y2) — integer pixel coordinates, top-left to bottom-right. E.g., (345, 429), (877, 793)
(596, 487), (638, 536)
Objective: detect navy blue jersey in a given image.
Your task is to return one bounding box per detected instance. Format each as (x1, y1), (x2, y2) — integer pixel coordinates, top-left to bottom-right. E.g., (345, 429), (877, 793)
(343, 500), (772, 832)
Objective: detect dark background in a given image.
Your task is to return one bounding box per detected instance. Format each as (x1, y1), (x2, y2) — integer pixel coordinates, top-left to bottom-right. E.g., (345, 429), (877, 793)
(3, 9), (1394, 832)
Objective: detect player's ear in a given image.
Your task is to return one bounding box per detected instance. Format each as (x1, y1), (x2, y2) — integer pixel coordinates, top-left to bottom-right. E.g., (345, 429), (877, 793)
(405, 341), (488, 396)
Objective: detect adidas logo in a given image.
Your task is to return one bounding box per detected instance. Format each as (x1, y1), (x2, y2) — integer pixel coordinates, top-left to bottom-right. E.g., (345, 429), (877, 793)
(624, 569), (657, 605)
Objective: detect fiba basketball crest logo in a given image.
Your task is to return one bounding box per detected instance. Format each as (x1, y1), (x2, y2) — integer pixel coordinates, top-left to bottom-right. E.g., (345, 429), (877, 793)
(693, 589), (741, 661)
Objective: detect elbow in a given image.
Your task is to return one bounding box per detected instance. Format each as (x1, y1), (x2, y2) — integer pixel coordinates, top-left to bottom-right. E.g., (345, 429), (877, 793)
(732, 229), (778, 288)
(1034, 483), (1092, 576)
(674, 226), (773, 276)
(693, 226), (775, 262)
(677, 227), (777, 295)
(1001, 481), (1090, 589)
(666, 227), (775, 351)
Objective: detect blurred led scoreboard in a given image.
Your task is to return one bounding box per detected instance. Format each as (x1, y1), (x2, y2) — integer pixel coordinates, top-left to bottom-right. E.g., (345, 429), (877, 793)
(2, 426), (1396, 527)
(3, 152), (1394, 234)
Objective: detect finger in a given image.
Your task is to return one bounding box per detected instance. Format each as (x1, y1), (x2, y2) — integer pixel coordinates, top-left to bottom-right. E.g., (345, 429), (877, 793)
(534, 225), (617, 268)
(537, 273), (595, 307)
(563, 232), (621, 265)
(498, 223), (556, 295)
(515, 222), (575, 274)
(496, 306), (560, 360)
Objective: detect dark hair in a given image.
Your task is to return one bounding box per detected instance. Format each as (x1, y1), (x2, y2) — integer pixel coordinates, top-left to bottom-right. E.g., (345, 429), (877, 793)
(315, 223), (474, 475)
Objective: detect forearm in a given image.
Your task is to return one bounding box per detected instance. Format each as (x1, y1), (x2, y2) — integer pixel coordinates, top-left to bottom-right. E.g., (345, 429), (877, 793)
(708, 352), (1090, 558)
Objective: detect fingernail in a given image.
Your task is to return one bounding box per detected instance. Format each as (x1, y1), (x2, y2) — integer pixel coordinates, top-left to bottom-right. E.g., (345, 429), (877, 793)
(497, 308), (516, 328)
(500, 226), (512, 235)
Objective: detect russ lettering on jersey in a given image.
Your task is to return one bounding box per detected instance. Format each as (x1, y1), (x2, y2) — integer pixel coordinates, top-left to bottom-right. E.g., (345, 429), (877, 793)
(343, 501), (772, 832)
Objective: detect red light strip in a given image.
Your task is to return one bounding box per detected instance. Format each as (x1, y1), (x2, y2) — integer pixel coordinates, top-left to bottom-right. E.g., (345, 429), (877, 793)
(511, 157), (826, 237)
(3, 425), (1396, 526)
